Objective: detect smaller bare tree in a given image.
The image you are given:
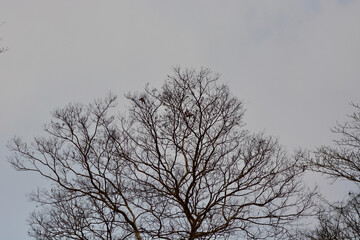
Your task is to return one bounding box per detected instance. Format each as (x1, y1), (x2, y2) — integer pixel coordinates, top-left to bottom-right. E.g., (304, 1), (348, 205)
(301, 193), (360, 240)
(301, 103), (360, 239)
(305, 103), (360, 185)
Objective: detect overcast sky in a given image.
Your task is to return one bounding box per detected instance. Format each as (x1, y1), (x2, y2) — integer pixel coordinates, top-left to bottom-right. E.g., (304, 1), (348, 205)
(1, 1), (360, 239)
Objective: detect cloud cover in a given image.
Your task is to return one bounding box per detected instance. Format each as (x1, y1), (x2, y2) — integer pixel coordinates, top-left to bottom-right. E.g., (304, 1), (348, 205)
(1, 1), (359, 239)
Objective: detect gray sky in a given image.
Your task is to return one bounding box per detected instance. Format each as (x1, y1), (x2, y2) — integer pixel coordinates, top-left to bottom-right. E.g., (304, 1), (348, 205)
(1, 1), (359, 239)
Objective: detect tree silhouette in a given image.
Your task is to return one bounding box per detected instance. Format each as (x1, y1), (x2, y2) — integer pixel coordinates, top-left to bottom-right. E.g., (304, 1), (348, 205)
(302, 103), (360, 239)
(9, 68), (314, 240)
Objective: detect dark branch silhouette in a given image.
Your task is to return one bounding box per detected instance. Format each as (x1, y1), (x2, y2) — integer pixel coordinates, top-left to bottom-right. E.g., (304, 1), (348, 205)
(9, 68), (314, 240)
(300, 103), (360, 239)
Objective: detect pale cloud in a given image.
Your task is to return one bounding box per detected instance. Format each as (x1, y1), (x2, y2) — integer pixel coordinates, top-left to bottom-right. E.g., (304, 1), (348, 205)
(1, 1), (359, 239)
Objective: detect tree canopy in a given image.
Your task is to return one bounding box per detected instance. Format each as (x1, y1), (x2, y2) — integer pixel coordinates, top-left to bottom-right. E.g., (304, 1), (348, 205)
(9, 68), (314, 240)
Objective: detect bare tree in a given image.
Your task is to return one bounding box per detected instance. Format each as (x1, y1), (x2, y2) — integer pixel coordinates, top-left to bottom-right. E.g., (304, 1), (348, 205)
(304, 103), (360, 185)
(301, 193), (360, 240)
(301, 103), (360, 239)
(9, 68), (314, 240)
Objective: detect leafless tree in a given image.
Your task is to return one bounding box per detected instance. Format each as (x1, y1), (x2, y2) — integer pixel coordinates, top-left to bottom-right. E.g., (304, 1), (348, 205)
(301, 103), (360, 239)
(301, 193), (360, 240)
(9, 68), (314, 240)
(304, 103), (360, 185)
